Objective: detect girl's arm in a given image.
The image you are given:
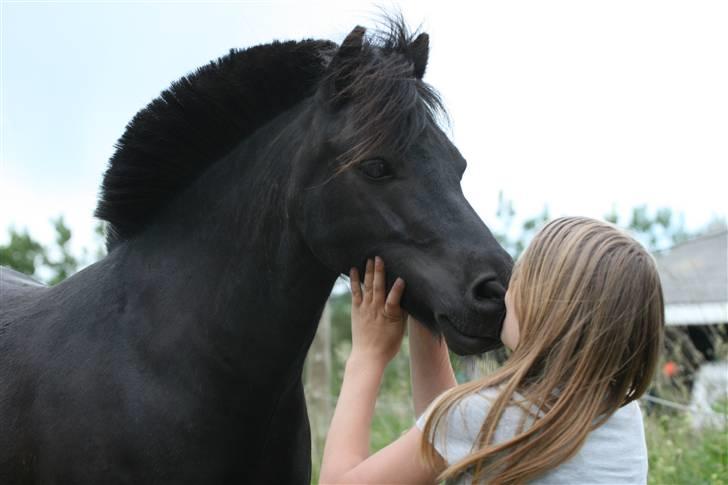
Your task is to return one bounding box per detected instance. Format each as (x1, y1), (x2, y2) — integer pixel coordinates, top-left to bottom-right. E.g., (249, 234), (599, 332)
(319, 351), (386, 479)
(408, 317), (457, 416)
(319, 258), (442, 484)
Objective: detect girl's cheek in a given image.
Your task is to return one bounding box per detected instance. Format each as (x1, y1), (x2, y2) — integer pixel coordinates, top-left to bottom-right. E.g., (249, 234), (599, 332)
(500, 314), (518, 350)
(501, 292), (520, 350)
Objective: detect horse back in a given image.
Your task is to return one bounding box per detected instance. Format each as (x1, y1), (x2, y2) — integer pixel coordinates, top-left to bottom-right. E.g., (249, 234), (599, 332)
(0, 266), (46, 330)
(1, 266), (46, 295)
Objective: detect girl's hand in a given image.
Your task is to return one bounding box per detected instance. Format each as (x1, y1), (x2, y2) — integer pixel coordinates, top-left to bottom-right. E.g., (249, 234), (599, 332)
(349, 257), (406, 367)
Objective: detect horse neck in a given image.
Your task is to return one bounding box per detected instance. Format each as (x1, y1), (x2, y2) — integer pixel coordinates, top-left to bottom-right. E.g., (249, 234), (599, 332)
(115, 102), (337, 383)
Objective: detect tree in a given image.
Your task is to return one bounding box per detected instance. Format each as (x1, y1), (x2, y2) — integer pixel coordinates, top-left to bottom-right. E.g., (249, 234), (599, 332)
(493, 193), (724, 257)
(605, 205), (692, 251)
(43, 217), (79, 285)
(492, 191), (549, 259)
(0, 216), (106, 285)
(0, 227), (45, 276)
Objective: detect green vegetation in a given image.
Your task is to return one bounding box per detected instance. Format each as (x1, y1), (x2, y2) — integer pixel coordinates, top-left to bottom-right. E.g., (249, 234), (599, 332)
(0, 216), (106, 285)
(0, 227), (45, 276)
(645, 413), (727, 485)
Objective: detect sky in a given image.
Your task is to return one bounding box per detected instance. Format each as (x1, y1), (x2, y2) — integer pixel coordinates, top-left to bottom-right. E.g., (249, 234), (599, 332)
(1, 1), (726, 257)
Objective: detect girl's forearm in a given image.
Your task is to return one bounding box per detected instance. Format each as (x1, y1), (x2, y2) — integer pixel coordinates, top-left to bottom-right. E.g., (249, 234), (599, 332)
(408, 318), (457, 416)
(319, 353), (385, 483)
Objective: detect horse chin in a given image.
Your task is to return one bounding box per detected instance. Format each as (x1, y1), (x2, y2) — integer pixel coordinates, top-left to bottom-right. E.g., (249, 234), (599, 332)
(438, 317), (504, 356)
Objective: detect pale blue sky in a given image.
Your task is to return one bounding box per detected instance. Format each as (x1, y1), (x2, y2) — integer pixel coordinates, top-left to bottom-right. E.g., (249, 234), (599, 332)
(2, 1), (726, 256)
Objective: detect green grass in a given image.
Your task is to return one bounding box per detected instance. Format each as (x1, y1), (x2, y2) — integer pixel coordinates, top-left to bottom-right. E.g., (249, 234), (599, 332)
(645, 412), (727, 485)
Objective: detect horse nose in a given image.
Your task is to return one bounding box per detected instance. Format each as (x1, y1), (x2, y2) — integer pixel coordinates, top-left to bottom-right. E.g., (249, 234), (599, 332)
(470, 274), (506, 304)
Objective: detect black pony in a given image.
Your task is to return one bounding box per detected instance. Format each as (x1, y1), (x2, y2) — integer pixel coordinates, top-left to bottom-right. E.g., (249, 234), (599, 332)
(0, 18), (512, 484)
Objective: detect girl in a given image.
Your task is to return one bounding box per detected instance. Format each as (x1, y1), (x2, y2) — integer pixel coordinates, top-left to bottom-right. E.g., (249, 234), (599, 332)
(320, 216), (664, 484)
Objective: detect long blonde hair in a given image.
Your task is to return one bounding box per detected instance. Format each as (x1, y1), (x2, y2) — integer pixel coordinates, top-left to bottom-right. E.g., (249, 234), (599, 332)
(420, 217), (664, 484)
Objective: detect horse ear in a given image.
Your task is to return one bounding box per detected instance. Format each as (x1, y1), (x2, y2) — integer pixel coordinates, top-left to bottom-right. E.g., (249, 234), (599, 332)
(411, 32), (429, 79)
(326, 26), (366, 105)
(334, 26), (366, 65)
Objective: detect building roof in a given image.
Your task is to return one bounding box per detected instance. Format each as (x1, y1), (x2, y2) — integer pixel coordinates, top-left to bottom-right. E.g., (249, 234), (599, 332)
(653, 230), (727, 325)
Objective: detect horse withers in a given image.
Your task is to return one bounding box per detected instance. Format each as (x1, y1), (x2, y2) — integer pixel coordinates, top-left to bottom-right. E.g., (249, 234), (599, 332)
(0, 18), (512, 484)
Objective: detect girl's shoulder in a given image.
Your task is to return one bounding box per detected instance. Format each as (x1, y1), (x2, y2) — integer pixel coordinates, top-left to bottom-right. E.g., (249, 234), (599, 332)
(534, 401), (647, 484)
(592, 400), (645, 441)
(417, 388), (645, 462)
(415, 386), (530, 465)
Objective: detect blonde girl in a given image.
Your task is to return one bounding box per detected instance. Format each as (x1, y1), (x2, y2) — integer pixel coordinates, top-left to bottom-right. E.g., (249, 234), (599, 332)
(320, 216), (664, 484)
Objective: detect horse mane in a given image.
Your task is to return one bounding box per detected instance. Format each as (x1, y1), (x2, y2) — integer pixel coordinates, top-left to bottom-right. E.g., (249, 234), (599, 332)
(95, 16), (444, 249)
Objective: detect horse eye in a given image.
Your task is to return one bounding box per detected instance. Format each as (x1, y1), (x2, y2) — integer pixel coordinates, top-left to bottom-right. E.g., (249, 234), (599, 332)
(360, 159), (392, 180)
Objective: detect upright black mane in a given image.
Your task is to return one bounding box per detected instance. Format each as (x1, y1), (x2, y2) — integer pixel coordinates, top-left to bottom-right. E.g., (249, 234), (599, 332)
(95, 39), (333, 248)
(95, 17), (444, 249)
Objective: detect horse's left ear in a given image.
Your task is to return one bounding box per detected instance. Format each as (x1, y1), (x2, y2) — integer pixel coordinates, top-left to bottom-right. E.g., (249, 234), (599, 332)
(333, 26), (366, 67)
(325, 26), (366, 106)
(411, 32), (429, 79)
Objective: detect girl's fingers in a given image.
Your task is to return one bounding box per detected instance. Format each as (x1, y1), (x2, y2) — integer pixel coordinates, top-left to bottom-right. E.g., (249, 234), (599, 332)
(363, 258), (374, 302)
(350, 267), (362, 305)
(384, 277), (406, 320)
(373, 256), (385, 304)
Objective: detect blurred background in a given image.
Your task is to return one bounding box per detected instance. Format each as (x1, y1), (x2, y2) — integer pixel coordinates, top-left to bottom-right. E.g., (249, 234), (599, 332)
(1, 1), (726, 483)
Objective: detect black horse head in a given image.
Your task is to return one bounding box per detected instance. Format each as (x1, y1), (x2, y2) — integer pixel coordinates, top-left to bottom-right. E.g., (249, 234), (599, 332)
(95, 19), (511, 356)
(295, 25), (513, 354)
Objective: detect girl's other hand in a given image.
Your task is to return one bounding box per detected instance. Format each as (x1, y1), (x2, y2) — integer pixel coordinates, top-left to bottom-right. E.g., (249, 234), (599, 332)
(349, 257), (406, 367)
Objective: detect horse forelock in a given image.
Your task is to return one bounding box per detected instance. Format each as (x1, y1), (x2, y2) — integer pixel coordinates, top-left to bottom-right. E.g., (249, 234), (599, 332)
(328, 14), (447, 168)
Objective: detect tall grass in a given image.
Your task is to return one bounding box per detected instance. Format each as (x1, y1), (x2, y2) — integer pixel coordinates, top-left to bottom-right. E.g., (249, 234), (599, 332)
(645, 412), (727, 485)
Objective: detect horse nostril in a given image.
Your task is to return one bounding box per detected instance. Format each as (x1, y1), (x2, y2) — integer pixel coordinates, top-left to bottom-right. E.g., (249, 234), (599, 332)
(472, 275), (505, 302)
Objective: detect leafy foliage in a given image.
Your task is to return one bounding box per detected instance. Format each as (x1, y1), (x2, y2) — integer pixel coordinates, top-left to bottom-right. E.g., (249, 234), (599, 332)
(42, 217), (79, 285)
(492, 190), (550, 259)
(645, 412), (727, 485)
(0, 227), (45, 275)
(606, 205), (693, 251)
(0, 216), (106, 285)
